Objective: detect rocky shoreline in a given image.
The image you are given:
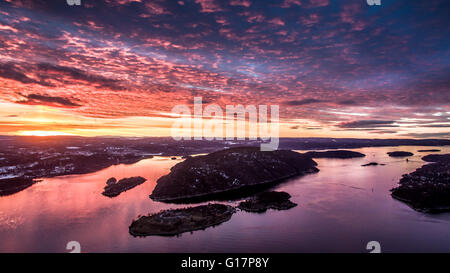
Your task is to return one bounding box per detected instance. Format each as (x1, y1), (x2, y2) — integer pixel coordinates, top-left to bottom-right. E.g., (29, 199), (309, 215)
(129, 191), (297, 236)
(391, 154), (450, 213)
(150, 147), (318, 203)
(129, 203), (235, 236)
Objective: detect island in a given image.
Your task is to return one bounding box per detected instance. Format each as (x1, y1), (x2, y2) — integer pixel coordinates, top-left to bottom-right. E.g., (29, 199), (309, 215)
(304, 150), (366, 159)
(102, 176), (147, 197)
(391, 154), (450, 213)
(150, 147), (319, 202)
(238, 191), (297, 213)
(422, 154), (450, 163)
(387, 151), (414, 157)
(129, 203), (235, 236)
(418, 149), (441, 152)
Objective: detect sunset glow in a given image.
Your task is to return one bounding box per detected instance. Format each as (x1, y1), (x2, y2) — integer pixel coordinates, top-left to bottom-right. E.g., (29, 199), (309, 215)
(18, 131), (75, 137)
(0, 1), (448, 138)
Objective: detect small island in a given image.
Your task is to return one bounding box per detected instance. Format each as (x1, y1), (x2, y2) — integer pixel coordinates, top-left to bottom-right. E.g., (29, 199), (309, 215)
(102, 176), (147, 197)
(150, 147), (318, 202)
(238, 191), (297, 213)
(391, 154), (450, 213)
(387, 151), (414, 157)
(362, 162), (382, 167)
(129, 203), (235, 236)
(418, 149), (441, 152)
(0, 177), (36, 196)
(422, 154), (450, 162)
(304, 150), (366, 159)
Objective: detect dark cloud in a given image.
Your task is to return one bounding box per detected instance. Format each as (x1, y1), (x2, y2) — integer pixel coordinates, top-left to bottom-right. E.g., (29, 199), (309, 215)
(305, 127), (322, 130)
(36, 63), (125, 91)
(17, 94), (81, 108)
(369, 130), (398, 134)
(402, 132), (450, 139)
(0, 61), (124, 90)
(0, 62), (53, 87)
(338, 120), (397, 129)
(284, 99), (325, 106)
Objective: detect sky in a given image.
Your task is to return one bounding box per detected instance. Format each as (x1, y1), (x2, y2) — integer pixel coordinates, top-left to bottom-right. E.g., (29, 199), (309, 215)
(0, 0), (449, 138)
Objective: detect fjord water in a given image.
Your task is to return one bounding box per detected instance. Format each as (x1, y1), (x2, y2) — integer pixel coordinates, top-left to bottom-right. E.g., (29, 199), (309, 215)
(1, 146), (450, 253)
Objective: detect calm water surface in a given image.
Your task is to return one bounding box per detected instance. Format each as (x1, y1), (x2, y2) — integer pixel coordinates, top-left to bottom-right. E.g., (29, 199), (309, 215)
(1, 146), (450, 253)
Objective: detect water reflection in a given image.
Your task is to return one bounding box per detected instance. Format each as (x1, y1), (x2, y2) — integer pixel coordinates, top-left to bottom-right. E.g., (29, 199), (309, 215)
(0, 147), (449, 252)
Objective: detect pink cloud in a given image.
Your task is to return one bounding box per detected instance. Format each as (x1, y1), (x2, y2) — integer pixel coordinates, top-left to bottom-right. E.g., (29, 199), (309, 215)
(195, 0), (224, 13)
(268, 18), (285, 26)
(230, 0), (252, 8)
(280, 0), (302, 8)
(307, 0), (329, 8)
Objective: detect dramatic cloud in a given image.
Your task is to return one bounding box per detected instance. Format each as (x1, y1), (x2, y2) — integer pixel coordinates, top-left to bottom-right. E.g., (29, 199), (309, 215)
(35, 63), (125, 91)
(284, 99), (325, 106)
(17, 94), (81, 108)
(0, 0), (448, 138)
(0, 62), (52, 86)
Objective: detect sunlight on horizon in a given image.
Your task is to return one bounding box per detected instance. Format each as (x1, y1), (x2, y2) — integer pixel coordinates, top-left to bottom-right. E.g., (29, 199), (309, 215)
(18, 131), (76, 136)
